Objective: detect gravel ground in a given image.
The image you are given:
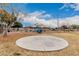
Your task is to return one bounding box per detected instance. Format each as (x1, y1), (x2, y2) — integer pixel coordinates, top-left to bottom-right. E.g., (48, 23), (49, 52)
(0, 32), (79, 56)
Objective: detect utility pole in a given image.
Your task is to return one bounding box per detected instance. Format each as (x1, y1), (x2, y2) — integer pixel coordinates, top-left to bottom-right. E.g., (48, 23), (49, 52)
(57, 18), (59, 29)
(57, 18), (60, 32)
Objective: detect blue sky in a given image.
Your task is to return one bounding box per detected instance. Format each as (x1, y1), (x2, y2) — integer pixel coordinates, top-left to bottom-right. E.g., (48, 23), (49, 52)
(1, 3), (79, 27)
(7, 3), (79, 18)
(26, 3), (76, 18)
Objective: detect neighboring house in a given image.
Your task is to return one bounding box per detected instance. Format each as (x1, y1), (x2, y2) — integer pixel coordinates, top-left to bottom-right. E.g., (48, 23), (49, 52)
(23, 26), (50, 32)
(23, 26), (35, 32)
(41, 27), (50, 32)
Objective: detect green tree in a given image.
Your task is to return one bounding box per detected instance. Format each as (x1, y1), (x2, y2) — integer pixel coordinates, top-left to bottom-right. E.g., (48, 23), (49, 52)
(12, 22), (23, 28)
(0, 3), (23, 36)
(0, 10), (17, 36)
(71, 25), (79, 29)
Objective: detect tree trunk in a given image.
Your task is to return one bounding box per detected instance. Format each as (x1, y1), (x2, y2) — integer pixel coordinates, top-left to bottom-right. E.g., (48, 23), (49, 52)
(3, 27), (8, 37)
(2, 22), (15, 37)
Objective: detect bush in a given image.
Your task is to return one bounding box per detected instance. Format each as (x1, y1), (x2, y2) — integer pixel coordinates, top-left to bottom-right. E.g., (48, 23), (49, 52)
(37, 29), (42, 33)
(13, 52), (21, 56)
(35, 27), (43, 33)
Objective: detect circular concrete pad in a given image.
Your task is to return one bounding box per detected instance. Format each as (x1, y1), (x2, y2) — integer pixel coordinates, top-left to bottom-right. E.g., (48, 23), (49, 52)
(16, 35), (68, 51)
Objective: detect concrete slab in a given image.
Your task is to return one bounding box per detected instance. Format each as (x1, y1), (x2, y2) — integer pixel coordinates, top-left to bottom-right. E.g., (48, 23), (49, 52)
(16, 35), (68, 51)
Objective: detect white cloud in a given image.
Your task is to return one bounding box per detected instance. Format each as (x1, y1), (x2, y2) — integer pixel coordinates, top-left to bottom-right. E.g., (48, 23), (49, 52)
(60, 3), (79, 11)
(62, 15), (79, 25)
(17, 11), (79, 28)
(29, 11), (45, 17)
(43, 14), (52, 18)
(59, 3), (70, 10)
(17, 11), (57, 28)
(74, 3), (79, 11)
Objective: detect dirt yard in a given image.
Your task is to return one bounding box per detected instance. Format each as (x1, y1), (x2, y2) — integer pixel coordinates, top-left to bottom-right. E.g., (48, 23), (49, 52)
(0, 31), (79, 56)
